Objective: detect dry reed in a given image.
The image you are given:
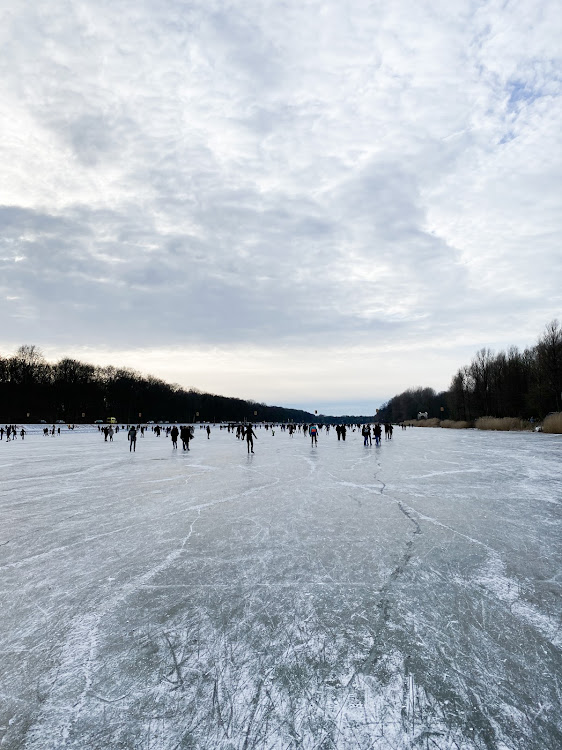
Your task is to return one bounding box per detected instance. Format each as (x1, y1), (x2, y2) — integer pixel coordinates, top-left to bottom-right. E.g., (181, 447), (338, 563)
(542, 412), (562, 434)
(440, 420), (472, 429)
(475, 417), (532, 431)
(403, 417), (441, 427)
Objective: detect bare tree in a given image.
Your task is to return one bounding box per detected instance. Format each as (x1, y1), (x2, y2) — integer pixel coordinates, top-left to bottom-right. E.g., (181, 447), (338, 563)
(536, 319), (562, 412)
(15, 344), (45, 365)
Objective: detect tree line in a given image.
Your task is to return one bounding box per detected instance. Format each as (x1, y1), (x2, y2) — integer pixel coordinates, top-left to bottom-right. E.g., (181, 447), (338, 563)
(3, 320), (560, 425)
(376, 320), (562, 423)
(0, 346), (315, 424)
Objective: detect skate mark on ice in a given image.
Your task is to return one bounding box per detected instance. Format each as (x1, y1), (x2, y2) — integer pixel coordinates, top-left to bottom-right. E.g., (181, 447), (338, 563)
(0, 477), (282, 571)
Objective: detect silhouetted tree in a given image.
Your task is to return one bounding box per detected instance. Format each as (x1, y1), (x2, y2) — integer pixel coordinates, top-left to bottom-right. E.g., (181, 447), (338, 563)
(536, 319), (562, 413)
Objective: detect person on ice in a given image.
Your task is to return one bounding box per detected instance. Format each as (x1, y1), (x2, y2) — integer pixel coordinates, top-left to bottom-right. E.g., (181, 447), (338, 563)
(362, 424), (371, 445)
(180, 425), (193, 451)
(170, 425), (179, 449)
(244, 424), (257, 453)
(206, 425), (211, 439)
(309, 424), (318, 445)
(128, 425), (137, 452)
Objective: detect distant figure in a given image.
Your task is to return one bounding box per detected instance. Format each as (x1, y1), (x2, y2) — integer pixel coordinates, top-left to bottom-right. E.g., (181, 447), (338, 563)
(309, 424), (318, 445)
(170, 425), (179, 449)
(21, 428), (26, 440)
(128, 425), (137, 452)
(362, 425), (371, 446)
(206, 425), (211, 439)
(180, 425), (193, 451)
(245, 425), (257, 453)
(374, 424), (382, 446)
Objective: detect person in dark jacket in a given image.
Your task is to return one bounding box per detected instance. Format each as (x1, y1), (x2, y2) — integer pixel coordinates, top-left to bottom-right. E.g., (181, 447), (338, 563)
(180, 425), (193, 451)
(128, 425), (137, 452)
(244, 425), (257, 453)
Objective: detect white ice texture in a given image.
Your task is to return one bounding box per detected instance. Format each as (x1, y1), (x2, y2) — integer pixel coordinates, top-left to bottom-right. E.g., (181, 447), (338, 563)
(1, 424), (561, 749)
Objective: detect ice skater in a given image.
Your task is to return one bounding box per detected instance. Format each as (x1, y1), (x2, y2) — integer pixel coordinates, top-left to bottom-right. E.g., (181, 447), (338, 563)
(170, 425), (179, 449)
(309, 424), (318, 445)
(180, 425), (193, 451)
(245, 424), (257, 453)
(128, 425), (137, 452)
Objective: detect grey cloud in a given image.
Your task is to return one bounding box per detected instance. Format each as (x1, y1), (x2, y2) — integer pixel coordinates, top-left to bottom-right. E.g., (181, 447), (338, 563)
(0, 206), (80, 236)
(1, 0), (560, 399)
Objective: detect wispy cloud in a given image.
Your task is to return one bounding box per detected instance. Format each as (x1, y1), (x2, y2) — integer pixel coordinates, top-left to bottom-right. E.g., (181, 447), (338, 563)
(1, 0), (560, 412)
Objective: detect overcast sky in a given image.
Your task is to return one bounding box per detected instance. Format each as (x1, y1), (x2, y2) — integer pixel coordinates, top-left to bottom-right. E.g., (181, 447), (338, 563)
(1, 0), (560, 415)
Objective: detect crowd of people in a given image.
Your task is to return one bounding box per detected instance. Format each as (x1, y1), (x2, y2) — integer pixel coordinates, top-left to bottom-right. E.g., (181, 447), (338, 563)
(0, 425), (25, 441)
(2, 421), (398, 454)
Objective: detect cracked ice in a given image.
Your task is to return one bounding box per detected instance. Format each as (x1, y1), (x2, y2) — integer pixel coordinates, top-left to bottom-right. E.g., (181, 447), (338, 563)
(1, 425), (561, 749)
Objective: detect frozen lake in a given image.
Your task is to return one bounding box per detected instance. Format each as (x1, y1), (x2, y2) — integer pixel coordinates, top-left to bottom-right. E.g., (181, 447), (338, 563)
(1, 425), (561, 749)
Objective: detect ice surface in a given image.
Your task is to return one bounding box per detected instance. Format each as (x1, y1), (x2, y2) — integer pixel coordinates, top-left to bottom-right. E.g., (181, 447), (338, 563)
(1, 425), (561, 749)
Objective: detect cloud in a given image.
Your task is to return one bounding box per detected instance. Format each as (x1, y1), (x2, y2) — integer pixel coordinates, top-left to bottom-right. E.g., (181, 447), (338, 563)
(0, 0), (560, 411)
